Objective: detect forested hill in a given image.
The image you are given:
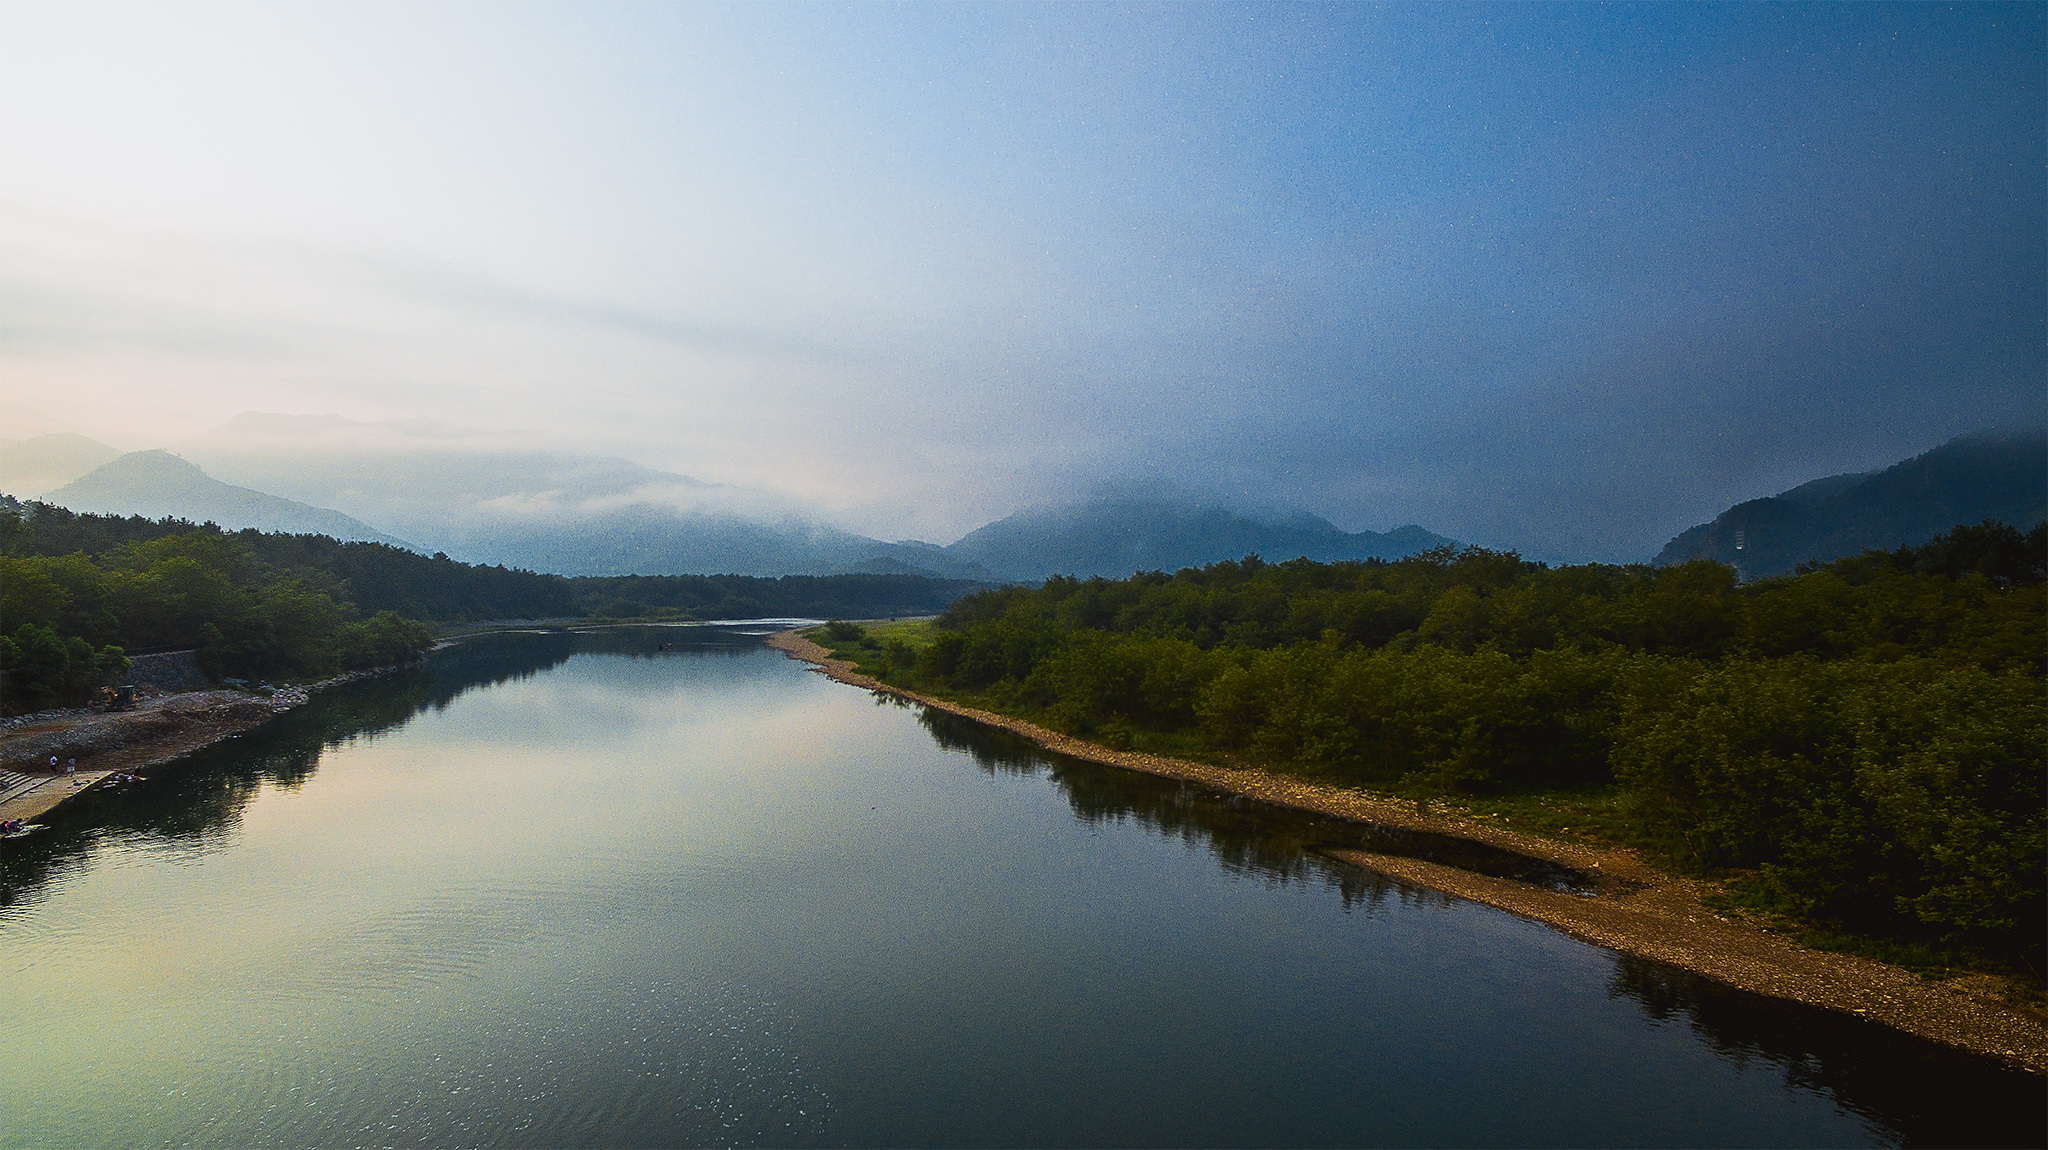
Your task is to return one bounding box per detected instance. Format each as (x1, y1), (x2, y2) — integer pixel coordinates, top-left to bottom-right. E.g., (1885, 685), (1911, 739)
(0, 500), (575, 712)
(1, 500), (574, 621)
(1655, 429), (2047, 577)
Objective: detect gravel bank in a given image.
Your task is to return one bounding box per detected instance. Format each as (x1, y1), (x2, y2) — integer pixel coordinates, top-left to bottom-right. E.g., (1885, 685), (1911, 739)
(768, 628), (2048, 1074)
(0, 667), (400, 824)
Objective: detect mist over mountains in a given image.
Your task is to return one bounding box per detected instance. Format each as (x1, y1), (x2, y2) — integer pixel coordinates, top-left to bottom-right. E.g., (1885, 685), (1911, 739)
(168, 413), (1460, 579)
(0, 433), (121, 497)
(16, 412), (2044, 586)
(1655, 429), (2048, 578)
(950, 500), (1452, 582)
(7, 413), (1456, 581)
(12, 411), (2044, 587)
(44, 450), (410, 547)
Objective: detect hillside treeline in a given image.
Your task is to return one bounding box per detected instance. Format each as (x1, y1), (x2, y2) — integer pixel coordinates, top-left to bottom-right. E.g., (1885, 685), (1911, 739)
(0, 502), (574, 712)
(2, 502), (577, 621)
(0, 501), (997, 714)
(858, 521), (2047, 970)
(570, 572), (989, 621)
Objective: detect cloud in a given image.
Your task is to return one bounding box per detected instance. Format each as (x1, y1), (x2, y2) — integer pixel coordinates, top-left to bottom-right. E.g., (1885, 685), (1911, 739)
(1, 4), (2040, 558)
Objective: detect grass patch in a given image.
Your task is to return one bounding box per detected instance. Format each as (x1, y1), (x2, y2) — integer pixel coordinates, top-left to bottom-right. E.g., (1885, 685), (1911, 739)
(829, 617), (938, 647)
(1412, 784), (1638, 844)
(806, 618), (939, 681)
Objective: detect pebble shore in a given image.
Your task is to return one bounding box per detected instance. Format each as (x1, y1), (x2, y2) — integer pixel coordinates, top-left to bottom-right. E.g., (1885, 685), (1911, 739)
(769, 628), (2048, 1075)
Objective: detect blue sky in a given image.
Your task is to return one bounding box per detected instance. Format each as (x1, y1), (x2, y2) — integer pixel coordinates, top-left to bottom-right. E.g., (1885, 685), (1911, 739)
(1, 2), (2040, 559)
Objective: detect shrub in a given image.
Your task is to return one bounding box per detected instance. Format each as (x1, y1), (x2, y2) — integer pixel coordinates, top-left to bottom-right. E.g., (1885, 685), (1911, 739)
(333, 611), (435, 670)
(0, 623), (127, 712)
(822, 619), (868, 643)
(1611, 657), (2045, 965)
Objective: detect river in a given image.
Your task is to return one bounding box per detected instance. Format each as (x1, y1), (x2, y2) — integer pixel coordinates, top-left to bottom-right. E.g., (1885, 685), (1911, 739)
(1, 627), (2039, 1148)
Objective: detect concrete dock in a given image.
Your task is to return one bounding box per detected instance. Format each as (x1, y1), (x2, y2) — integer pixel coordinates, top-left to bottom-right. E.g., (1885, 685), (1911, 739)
(0, 766), (119, 825)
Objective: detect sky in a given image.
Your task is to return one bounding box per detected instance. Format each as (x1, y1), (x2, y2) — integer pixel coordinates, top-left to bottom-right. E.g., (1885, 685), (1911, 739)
(1, 2), (2041, 561)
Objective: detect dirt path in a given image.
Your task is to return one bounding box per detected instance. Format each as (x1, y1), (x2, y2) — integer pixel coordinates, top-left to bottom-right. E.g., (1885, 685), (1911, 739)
(767, 628), (2047, 1074)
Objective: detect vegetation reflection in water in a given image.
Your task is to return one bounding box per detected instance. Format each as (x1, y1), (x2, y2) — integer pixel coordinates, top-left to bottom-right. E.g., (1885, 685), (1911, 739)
(910, 702), (2045, 1149)
(0, 628), (2039, 1149)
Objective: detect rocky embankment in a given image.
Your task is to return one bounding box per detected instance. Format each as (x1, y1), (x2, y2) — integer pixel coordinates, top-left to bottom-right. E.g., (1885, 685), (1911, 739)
(0, 668), (397, 823)
(2, 689), (294, 774)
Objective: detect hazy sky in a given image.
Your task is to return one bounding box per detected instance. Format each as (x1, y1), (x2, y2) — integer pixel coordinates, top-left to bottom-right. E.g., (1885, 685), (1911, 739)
(2, 2), (2041, 560)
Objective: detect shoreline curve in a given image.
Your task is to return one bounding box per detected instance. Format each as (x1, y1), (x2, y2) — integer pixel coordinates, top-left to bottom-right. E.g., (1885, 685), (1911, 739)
(768, 627), (2048, 1075)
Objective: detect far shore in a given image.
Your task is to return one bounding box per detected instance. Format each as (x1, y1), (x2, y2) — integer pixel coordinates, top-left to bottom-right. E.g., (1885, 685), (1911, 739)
(767, 627), (2048, 1075)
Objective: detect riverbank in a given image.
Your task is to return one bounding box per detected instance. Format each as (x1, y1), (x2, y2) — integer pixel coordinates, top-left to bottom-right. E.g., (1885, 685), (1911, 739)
(0, 667), (400, 826)
(768, 627), (2048, 1074)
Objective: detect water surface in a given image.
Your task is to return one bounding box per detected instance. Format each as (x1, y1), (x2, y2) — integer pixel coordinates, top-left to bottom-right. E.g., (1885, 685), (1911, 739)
(2, 628), (2039, 1147)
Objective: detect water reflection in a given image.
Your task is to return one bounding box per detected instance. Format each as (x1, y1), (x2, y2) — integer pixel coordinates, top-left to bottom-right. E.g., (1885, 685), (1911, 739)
(915, 706), (1595, 895)
(913, 703), (1419, 909)
(0, 627), (753, 915)
(3, 628), (2040, 1149)
(1606, 959), (2046, 1148)
(912, 701), (2047, 1149)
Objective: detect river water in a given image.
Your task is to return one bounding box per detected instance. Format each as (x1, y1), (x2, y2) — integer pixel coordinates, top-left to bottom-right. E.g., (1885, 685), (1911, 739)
(1, 627), (2039, 1148)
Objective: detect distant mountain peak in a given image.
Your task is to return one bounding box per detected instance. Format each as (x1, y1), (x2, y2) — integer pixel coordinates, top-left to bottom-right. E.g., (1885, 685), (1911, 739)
(44, 450), (413, 548)
(102, 447), (196, 471)
(102, 414), (1460, 580)
(946, 495), (1453, 580)
(1654, 428), (2047, 576)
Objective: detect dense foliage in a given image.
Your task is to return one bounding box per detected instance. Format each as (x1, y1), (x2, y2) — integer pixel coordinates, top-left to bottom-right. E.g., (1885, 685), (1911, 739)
(0, 502), (573, 712)
(1, 501), (576, 621)
(861, 522), (2046, 970)
(0, 502), (993, 713)
(0, 623), (131, 714)
(569, 572), (989, 621)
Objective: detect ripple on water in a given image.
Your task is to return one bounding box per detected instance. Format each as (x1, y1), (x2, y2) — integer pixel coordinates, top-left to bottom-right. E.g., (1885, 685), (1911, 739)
(116, 978), (835, 1148)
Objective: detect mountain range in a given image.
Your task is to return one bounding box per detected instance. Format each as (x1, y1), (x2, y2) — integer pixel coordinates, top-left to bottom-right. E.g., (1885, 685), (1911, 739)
(948, 500), (1451, 582)
(6, 415), (1453, 580)
(12, 417), (2042, 583)
(43, 450), (412, 547)
(1654, 429), (2047, 577)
